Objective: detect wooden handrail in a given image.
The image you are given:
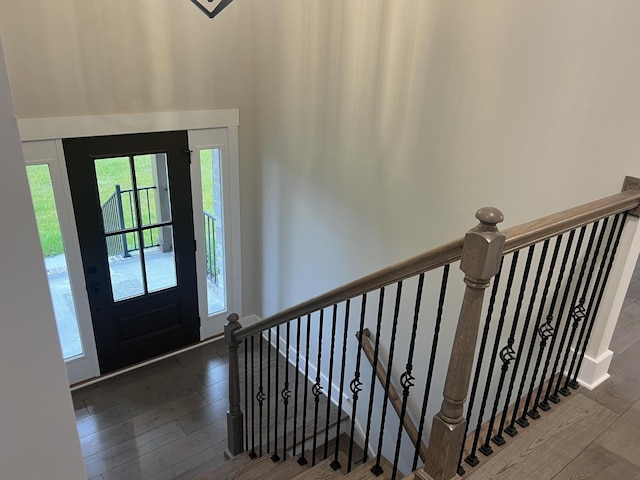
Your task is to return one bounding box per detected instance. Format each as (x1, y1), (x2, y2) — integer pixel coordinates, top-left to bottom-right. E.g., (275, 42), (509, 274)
(235, 238), (464, 341)
(235, 180), (640, 342)
(503, 187), (640, 254)
(357, 329), (428, 462)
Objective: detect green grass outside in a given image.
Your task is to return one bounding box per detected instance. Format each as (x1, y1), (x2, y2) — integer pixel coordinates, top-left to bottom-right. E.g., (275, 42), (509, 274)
(27, 152), (215, 258)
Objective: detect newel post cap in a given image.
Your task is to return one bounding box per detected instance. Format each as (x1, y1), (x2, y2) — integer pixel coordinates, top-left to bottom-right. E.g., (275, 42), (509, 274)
(460, 207), (506, 282)
(225, 313), (242, 347)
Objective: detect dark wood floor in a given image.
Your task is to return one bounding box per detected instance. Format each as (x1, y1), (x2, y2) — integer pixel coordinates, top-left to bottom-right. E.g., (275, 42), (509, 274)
(73, 259), (640, 480)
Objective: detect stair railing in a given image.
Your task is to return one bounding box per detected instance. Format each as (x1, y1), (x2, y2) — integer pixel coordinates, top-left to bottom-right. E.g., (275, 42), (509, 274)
(225, 176), (640, 480)
(357, 328), (428, 463)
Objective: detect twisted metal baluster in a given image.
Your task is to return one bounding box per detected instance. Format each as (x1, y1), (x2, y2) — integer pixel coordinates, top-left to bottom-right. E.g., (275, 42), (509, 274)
(570, 213), (627, 387)
(282, 322), (291, 461)
(476, 252), (519, 457)
(558, 220), (607, 397)
(347, 294), (367, 472)
(250, 335), (256, 458)
(312, 310), (325, 466)
(292, 317), (302, 455)
(258, 332), (265, 457)
(267, 328), (272, 455)
(372, 281), (403, 475)
(492, 246), (535, 445)
(412, 265), (450, 471)
(244, 338), (249, 452)
(463, 260), (504, 467)
(271, 325), (281, 462)
(548, 224), (596, 403)
(530, 230), (576, 415)
(298, 314), (312, 466)
(518, 236), (564, 423)
(330, 300), (351, 471)
(391, 274), (426, 480)
(364, 288), (385, 464)
(505, 241), (549, 436)
(324, 305), (338, 460)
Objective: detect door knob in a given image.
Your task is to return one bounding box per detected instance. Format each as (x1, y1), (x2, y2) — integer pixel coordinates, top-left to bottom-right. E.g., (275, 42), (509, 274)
(91, 282), (101, 293)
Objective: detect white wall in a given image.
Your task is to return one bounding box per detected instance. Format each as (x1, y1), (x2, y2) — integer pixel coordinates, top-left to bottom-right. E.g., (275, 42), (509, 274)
(0, 0), (258, 317)
(0, 38), (86, 480)
(252, 0), (640, 318)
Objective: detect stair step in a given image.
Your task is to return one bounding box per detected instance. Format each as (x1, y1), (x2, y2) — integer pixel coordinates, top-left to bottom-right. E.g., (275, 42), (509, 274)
(342, 456), (396, 480)
(291, 452), (348, 479)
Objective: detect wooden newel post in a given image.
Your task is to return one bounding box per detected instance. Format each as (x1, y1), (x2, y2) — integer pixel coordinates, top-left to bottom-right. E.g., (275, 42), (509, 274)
(419, 208), (505, 480)
(225, 313), (244, 458)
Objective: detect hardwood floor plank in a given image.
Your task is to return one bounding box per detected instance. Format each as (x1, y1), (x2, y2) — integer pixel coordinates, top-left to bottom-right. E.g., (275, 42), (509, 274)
(595, 398), (640, 469)
(76, 374), (206, 438)
(553, 443), (640, 479)
(101, 419), (228, 480)
(80, 392), (207, 458)
(609, 303), (640, 357)
(177, 396), (229, 434)
(464, 394), (617, 480)
(146, 442), (230, 480)
(84, 420), (186, 478)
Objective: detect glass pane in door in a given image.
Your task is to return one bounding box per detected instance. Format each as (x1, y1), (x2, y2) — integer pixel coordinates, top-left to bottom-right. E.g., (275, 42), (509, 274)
(26, 164), (83, 360)
(200, 148), (226, 314)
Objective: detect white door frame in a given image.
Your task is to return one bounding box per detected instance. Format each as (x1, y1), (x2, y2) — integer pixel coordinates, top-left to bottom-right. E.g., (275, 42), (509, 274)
(19, 109), (242, 384)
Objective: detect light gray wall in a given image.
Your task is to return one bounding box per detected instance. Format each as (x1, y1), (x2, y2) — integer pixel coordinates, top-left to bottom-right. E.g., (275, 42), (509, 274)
(0, 37), (86, 479)
(252, 0), (640, 318)
(0, 0), (258, 317)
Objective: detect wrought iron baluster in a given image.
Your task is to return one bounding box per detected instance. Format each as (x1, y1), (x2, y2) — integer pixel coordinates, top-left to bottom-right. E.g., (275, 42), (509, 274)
(558, 220), (607, 397)
(492, 246), (535, 446)
(572, 212), (629, 385)
(293, 317), (302, 456)
(505, 240), (549, 436)
(519, 235), (564, 422)
(298, 314), (312, 465)
(244, 338), (249, 452)
(282, 322), (291, 461)
(532, 230), (576, 413)
(391, 274), (426, 480)
(312, 310), (324, 466)
(347, 294), (367, 473)
(258, 332), (265, 457)
(330, 300), (351, 471)
(547, 224), (595, 404)
(267, 328), (272, 455)
(271, 325), (281, 462)
(250, 335), (256, 458)
(363, 289), (384, 465)
(372, 282), (403, 475)
(463, 260), (504, 467)
(412, 265), (450, 471)
(475, 253), (519, 457)
(567, 213), (625, 389)
(324, 305), (338, 461)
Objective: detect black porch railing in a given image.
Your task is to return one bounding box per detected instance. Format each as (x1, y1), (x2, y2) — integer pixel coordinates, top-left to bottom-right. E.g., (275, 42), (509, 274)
(224, 177), (640, 480)
(204, 211), (219, 284)
(100, 184), (159, 257)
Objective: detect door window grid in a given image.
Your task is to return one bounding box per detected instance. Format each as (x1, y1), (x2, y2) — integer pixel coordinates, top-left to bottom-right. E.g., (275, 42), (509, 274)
(95, 154), (178, 302)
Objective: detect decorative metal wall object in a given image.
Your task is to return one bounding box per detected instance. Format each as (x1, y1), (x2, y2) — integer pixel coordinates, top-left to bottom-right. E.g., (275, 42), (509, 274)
(191, 0), (235, 19)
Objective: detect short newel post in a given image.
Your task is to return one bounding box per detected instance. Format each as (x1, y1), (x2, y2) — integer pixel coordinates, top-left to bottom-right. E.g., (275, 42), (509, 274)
(419, 208), (505, 480)
(225, 313), (244, 458)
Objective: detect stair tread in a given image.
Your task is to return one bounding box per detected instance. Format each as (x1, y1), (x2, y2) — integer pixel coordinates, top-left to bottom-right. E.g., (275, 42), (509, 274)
(291, 451), (348, 480)
(342, 457), (396, 480)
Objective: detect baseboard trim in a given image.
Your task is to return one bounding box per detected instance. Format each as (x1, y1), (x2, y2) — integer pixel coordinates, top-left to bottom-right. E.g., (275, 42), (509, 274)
(575, 349), (613, 390)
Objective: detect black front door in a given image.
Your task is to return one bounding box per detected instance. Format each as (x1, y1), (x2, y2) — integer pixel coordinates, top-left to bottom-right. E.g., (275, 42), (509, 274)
(64, 131), (199, 374)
